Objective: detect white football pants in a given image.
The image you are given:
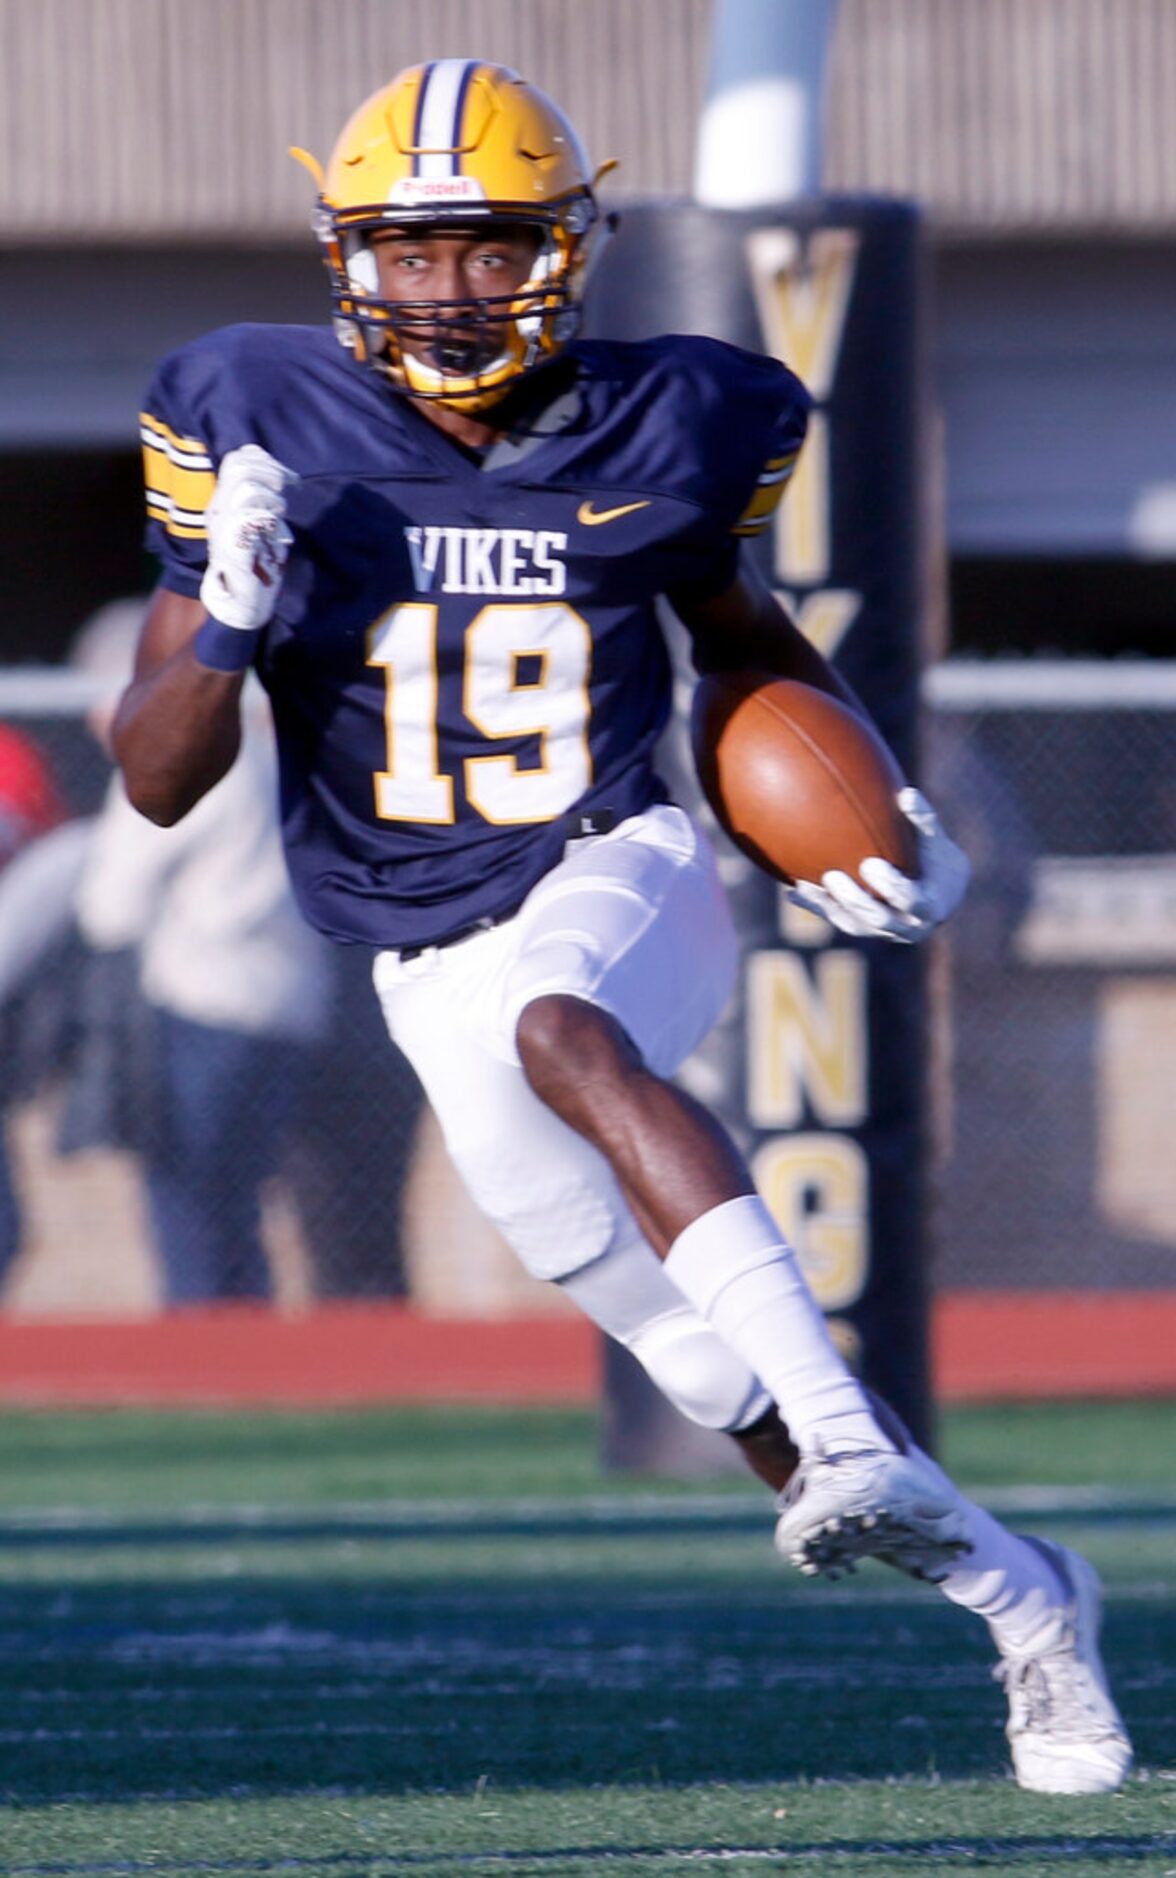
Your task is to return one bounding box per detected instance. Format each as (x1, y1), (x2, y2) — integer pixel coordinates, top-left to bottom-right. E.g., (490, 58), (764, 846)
(372, 804), (772, 1433)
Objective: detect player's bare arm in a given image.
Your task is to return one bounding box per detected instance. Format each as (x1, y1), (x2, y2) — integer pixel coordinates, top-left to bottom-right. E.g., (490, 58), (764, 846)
(111, 588), (247, 826)
(115, 442), (294, 825)
(672, 561), (863, 712)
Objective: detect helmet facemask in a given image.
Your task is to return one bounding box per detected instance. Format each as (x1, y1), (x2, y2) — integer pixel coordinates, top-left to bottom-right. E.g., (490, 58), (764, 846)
(327, 201), (597, 410)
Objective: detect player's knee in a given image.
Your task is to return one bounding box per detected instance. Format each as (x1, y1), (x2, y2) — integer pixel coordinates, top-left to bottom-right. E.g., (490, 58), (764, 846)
(627, 1308), (767, 1431)
(515, 992), (637, 1101)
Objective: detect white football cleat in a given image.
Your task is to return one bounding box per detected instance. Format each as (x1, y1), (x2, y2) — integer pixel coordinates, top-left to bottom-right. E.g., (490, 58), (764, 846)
(774, 1444), (971, 1582)
(996, 1538), (1133, 1794)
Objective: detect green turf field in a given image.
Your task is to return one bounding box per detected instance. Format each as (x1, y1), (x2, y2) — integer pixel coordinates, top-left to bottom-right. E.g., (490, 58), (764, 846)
(0, 1400), (1171, 1875)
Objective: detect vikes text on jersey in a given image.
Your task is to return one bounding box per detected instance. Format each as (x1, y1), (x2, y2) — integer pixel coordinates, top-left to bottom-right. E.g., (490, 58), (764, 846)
(406, 525), (567, 596)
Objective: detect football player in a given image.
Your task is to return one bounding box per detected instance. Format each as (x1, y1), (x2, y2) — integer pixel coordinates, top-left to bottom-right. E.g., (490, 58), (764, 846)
(113, 60), (1130, 1793)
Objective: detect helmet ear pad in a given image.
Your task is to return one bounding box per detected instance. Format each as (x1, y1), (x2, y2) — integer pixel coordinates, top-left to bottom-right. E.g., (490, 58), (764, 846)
(514, 240), (558, 341)
(344, 243), (379, 298)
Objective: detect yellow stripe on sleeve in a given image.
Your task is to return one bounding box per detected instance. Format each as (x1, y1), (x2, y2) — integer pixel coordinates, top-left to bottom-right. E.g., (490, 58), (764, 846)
(731, 449), (800, 537)
(140, 413), (215, 541)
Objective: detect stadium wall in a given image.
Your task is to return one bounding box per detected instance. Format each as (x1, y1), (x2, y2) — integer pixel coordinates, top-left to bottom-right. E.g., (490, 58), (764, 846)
(3, 0), (1176, 237)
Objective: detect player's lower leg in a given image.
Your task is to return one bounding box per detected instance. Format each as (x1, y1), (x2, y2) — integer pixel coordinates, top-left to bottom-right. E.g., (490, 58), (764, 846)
(728, 1404), (800, 1491)
(520, 994), (968, 1578)
(518, 995), (886, 1447)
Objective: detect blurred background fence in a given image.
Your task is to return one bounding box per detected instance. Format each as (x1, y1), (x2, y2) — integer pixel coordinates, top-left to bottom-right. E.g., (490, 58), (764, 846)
(924, 663), (1176, 1295)
(3, 661), (1173, 1318)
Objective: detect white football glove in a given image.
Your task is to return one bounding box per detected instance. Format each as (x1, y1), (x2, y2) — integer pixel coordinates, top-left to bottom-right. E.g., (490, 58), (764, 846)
(199, 444), (296, 632)
(788, 787), (971, 944)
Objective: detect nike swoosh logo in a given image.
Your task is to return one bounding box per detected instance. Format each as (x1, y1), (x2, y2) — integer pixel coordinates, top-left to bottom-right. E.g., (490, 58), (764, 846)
(576, 499), (652, 527)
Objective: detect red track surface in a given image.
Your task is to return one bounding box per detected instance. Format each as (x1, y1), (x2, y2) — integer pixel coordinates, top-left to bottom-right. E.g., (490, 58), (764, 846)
(933, 1290), (1176, 1401)
(0, 1292), (1171, 1406)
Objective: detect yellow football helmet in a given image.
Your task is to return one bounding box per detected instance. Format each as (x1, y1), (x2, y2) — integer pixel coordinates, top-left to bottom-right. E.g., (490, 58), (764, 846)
(292, 60), (613, 411)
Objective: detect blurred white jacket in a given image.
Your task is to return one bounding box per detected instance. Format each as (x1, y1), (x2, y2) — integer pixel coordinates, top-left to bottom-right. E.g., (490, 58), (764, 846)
(76, 719), (331, 1044)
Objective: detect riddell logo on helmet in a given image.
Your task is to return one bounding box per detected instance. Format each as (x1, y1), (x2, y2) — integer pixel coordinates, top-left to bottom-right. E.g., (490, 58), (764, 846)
(388, 177), (489, 205)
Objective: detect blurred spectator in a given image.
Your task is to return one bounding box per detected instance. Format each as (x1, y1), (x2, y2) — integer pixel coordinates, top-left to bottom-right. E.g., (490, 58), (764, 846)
(66, 600), (335, 1304)
(0, 725), (67, 871)
(279, 940), (420, 1301)
(0, 726), (79, 1280)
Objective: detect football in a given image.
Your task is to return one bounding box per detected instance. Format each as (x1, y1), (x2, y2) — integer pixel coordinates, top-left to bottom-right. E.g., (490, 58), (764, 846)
(690, 669), (919, 887)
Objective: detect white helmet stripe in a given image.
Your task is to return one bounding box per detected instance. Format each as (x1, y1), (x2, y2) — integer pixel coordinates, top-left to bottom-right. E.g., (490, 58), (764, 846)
(415, 59), (476, 179)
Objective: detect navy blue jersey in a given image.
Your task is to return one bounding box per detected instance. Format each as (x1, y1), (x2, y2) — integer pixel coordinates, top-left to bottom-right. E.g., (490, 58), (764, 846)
(141, 327), (809, 948)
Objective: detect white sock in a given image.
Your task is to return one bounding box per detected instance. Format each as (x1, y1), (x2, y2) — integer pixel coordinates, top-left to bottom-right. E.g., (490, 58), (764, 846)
(909, 1445), (1068, 1649)
(663, 1195), (893, 1456)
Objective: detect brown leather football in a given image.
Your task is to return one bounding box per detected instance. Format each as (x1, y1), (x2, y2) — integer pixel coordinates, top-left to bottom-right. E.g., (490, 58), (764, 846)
(690, 670), (918, 886)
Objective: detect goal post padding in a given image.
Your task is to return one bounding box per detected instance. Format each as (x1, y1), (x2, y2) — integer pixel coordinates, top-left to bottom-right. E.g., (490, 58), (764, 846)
(584, 197), (936, 1461)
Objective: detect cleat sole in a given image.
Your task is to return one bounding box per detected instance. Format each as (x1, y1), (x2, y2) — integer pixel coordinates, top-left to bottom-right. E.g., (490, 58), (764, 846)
(788, 1509), (972, 1581)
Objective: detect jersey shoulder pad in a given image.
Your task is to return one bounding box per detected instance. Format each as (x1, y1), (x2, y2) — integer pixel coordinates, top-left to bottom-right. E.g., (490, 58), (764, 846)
(607, 333), (811, 535)
(716, 343), (811, 540)
(142, 324), (336, 457)
(139, 324), (338, 572)
(655, 332), (809, 454)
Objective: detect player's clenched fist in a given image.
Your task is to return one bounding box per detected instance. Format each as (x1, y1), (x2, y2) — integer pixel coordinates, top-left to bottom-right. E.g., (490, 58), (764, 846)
(199, 445), (296, 632)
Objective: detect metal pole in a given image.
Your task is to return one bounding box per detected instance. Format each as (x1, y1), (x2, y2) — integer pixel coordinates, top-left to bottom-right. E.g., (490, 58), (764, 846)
(695, 0), (841, 206)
